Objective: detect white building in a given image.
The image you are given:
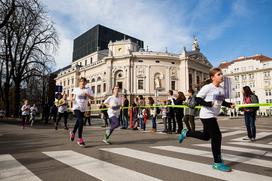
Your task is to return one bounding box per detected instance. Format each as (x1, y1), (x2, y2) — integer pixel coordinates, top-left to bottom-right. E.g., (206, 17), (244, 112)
(219, 54), (272, 116)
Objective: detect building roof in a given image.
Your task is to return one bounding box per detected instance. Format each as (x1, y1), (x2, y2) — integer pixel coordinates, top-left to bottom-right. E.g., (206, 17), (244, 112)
(219, 54), (272, 69)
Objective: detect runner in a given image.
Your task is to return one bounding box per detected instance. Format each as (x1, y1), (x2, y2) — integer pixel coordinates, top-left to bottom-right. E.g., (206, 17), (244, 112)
(55, 93), (69, 130)
(30, 104), (38, 127)
(21, 99), (30, 129)
(102, 85), (122, 144)
(178, 67), (235, 172)
(69, 77), (94, 147)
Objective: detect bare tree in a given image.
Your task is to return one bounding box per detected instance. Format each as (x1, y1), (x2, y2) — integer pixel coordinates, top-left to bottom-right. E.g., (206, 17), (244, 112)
(0, 0), (58, 116)
(0, 0), (16, 29)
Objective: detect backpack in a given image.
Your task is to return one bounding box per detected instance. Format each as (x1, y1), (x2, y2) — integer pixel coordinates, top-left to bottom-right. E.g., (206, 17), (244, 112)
(156, 107), (161, 115)
(250, 94), (259, 111)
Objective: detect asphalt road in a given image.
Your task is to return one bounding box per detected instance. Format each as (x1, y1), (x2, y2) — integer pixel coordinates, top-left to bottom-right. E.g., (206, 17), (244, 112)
(0, 116), (271, 181)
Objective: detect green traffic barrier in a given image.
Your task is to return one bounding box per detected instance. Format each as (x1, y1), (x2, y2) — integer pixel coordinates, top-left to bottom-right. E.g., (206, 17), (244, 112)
(67, 103), (272, 112)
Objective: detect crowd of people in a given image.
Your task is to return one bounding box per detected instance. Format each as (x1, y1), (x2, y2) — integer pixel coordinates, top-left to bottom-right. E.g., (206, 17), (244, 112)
(16, 67), (261, 172)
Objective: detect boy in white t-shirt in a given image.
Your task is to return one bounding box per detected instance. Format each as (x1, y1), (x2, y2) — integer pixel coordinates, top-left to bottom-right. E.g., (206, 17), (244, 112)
(69, 77), (94, 147)
(178, 68), (235, 172)
(102, 85), (122, 144)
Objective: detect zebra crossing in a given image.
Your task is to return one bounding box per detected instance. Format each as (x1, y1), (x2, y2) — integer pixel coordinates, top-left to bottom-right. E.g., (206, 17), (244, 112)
(0, 130), (271, 181)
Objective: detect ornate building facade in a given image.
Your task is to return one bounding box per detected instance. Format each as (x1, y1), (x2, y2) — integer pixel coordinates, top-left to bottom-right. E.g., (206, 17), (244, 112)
(219, 54), (272, 116)
(55, 26), (212, 105)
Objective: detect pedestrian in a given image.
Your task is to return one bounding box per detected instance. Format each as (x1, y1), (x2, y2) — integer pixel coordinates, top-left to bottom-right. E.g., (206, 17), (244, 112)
(84, 102), (91, 126)
(161, 100), (168, 132)
(148, 96), (157, 132)
(175, 91), (186, 134)
(30, 104), (38, 126)
(55, 93), (69, 130)
(69, 77), (94, 147)
(132, 98), (139, 130)
(50, 104), (58, 123)
(166, 99), (173, 134)
(178, 67), (235, 172)
(102, 85), (122, 144)
(121, 94), (129, 129)
(21, 99), (30, 129)
(168, 90), (176, 132)
(241, 86), (259, 141)
(99, 99), (109, 127)
(138, 95), (145, 130)
(183, 89), (197, 132)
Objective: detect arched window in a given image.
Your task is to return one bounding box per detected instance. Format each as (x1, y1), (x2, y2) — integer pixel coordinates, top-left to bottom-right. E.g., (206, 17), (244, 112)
(97, 77), (102, 82)
(91, 78), (95, 83)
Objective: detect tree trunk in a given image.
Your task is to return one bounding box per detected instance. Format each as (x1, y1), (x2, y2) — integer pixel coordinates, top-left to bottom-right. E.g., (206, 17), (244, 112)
(14, 80), (21, 117)
(4, 82), (11, 116)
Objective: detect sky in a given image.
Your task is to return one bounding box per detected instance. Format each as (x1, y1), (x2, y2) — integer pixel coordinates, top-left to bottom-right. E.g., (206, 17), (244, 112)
(42, 0), (272, 70)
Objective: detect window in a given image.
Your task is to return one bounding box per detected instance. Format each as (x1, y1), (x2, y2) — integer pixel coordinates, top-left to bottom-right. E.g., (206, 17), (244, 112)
(71, 78), (74, 85)
(90, 58), (93, 64)
(91, 78), (95, 83)
(67, 79), (70, 85)
(264, 71), (271, 77)
(171, 62), (175, 64)
(241, 75), (246, 80)
(155, 60), (160, 63)
(85, 59), (87, 66)
(189, 74), (192, 89)
(235, 84), (240, 89)
(117, 82), (123, 90)
(67, 90), (69, 96)
(103, 83), (106, 92)
(248, 74), (254, 79)
(234, 76), (239, 81)
(249, 82), (255, 88)
(235, 92), (240, 98)
(138, 80), (143, 90)
(265, 89), (272, 96)
(97, 85), (101, 94)
(63, 81), (66, 86)
(91, 86), (95, 94)
(196, 76), (200, 85)
(138, 60), (143, 63)
(171, 81), (176, 90)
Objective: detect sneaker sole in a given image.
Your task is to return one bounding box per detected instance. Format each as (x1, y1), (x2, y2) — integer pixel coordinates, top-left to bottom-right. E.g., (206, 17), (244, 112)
(103, 139), (111, 145)
(77, 143), (86, 147)
(212, 166), (232, 172)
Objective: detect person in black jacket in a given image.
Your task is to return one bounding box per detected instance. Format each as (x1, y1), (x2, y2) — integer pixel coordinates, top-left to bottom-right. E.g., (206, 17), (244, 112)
(175, 91), (186, 134)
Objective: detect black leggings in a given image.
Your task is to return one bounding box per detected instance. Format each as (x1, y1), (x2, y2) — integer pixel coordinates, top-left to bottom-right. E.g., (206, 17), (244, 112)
(56, 112), (68, 127)
(73, 110), (84, 138)
(186, 118), (222, 163)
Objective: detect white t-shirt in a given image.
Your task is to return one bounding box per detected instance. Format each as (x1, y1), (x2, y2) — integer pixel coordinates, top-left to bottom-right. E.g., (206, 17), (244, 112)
(30, 106), (38, 115)
(21, 105), (30, 116)
(72, 87), (93, 112)
(104, 95), (122, 118)
(197, 83), (225, 119)
(56, 99), (68, 113)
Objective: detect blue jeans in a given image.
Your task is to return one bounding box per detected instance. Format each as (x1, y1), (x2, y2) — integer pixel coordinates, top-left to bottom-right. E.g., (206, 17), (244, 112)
(73, 110), (84, 138)
(122, 111), (129, 128)
(244, 111), (256, 139)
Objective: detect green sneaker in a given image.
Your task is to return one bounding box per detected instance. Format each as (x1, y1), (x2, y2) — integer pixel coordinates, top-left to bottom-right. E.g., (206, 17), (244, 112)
(212, 162), (231, 172)
(178, 128), (188, 143)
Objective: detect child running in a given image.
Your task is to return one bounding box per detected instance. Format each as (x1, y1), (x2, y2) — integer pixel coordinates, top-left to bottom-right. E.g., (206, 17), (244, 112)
(70, 77), (94, 147)
(178, 67), (234, 172)
(102, 85), (122, 144)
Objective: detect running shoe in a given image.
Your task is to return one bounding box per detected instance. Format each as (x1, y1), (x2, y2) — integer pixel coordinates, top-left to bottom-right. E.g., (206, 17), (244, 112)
(103, 133), (111, 144)
(69, 131), (75, 141)
(77, 138), (86, 147)
(178, 128), (188, 143)
(212, 162), (231, 172)
(242, 137), (250, 140)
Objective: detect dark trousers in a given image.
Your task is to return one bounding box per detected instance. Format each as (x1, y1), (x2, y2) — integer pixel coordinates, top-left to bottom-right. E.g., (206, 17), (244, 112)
(186, 118), (222, 163)
(84, 117), (91, 126)
(107, 116), (120, 138)
(56, 111), (68, 127)
(21, 115), (29, 127)
(73, 110), (84, 138)
(244, 111), (256, 139)
(183, 115), (195, 132)
(176, 113), (184, 134)
(122, 111), (129, 128)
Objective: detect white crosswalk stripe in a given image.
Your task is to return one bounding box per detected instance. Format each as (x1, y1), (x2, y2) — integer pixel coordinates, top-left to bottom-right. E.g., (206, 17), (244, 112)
(0, 154), (41, 181)
(43, 150), (162, 181)
(151, 146), (272, 168)
(227, 142), (272, 149)
(222, 130), (245, 137)
(194, 144), (272, 157)
(231, 132), (272, 141)
(101, 147), (272, 181)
